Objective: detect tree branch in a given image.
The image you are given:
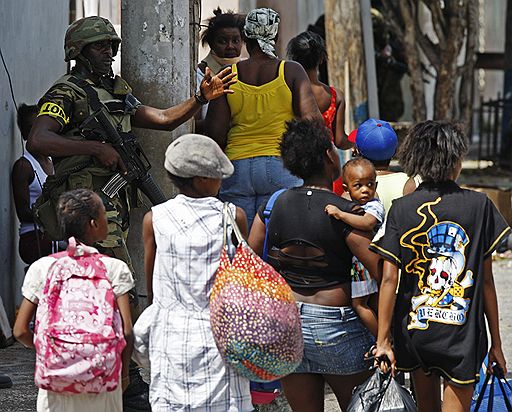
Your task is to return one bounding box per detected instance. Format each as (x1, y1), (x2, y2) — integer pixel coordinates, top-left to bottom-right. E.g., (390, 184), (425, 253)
(422, 0), (447, 45)
(458, 0), (478, 127)
(416, 29), (442, 70)
(381, 0), (405, 39)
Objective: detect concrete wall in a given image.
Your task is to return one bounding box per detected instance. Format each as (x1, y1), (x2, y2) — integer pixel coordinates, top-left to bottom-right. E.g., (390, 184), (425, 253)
(0, 0), (68, 322)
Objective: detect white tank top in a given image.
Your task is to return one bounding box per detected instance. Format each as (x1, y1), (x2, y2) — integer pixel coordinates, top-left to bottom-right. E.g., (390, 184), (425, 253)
(19, 151), (52, 235)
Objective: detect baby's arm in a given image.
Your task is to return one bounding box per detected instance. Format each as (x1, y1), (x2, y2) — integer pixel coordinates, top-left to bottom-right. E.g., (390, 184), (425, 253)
(325, 204), (378, 232)
(483, 257), (507, 374)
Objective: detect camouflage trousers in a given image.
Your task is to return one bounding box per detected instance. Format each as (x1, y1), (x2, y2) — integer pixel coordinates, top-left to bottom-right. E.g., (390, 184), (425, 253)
(94, 191), (142, 320)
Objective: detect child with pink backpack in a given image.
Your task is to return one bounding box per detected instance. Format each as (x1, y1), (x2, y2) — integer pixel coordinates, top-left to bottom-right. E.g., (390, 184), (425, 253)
(14, 189), (134, 412)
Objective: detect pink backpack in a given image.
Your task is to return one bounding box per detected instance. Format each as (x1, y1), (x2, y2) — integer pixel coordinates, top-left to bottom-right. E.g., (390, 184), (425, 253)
(34, 238), (126, 393)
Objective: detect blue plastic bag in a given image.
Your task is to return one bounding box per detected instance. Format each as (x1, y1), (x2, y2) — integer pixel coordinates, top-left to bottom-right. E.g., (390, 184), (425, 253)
(471, 368), (512, 412)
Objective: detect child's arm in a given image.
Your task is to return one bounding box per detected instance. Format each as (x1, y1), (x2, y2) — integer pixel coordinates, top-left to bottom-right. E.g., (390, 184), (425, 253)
(142, 211), (156, 305)
(248, 214), (266, 257)
(235, 206), (248, 240)
(374, 260), (399, 375)
(13, 298), (37, 349)
(483, 256), (507, 374)
(325, 204), (378, 232)
(116, 293), (133, 391)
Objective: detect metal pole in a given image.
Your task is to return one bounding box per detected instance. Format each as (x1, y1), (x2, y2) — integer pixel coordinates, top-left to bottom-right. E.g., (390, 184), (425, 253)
(122, 0), (194, 300)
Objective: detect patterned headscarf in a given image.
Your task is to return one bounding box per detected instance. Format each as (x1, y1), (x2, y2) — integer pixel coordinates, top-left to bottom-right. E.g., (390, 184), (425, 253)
(243, 8), (280, 58)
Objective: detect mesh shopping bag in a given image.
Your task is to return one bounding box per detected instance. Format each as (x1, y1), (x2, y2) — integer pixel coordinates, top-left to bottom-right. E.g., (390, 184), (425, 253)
(210, 203), (303, 382)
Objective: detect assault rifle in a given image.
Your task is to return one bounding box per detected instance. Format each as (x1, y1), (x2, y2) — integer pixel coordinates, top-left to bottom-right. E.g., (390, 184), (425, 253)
(80, 107), (167, 205)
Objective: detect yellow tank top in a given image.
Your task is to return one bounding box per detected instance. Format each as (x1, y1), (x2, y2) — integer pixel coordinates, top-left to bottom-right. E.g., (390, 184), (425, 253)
(225, 61), (294, 160)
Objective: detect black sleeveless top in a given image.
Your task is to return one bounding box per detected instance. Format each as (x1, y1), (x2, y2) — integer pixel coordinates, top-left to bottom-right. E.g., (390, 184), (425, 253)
(258, 187), (358, 288)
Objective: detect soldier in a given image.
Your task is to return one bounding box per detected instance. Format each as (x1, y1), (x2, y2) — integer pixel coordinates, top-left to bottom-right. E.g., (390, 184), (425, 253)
(27, 16), (236, 411)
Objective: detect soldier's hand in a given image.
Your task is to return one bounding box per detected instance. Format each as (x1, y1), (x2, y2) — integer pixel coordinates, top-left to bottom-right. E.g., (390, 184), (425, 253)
(199, 66), (237, 101)
(93, 142), (128, 174)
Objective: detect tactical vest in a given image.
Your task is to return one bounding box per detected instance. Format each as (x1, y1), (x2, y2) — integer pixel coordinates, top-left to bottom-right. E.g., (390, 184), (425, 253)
(33, 74), (140, 241)
(51, 73), (139, 180)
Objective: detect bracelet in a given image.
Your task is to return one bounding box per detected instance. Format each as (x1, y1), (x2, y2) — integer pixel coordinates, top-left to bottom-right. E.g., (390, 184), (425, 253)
(194, 90), (209, 105)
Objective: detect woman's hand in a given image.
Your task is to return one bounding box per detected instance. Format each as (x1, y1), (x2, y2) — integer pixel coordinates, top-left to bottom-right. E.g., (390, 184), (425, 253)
(374, 338), (396, 376)
(199, 67), (237, 101)
(489, 345), (507, 376)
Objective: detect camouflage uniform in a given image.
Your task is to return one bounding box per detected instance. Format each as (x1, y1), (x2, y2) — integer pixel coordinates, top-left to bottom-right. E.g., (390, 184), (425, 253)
(37, 18), (140, 300)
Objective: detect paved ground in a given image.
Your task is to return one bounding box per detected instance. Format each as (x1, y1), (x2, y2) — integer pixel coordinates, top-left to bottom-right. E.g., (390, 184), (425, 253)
(1, 256), (510, 411)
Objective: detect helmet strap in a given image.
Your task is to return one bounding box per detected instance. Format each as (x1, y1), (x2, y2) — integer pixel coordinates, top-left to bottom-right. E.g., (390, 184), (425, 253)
(76, 54), (95, 75)
(75, 54), (113, 80)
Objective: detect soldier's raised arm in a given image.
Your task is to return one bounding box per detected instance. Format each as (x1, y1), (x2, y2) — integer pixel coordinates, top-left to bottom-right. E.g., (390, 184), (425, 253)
(132, 66), (237, 131)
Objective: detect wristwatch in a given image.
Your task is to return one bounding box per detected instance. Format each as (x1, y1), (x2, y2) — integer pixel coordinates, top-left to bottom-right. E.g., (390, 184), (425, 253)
(194, 90), (209, 105)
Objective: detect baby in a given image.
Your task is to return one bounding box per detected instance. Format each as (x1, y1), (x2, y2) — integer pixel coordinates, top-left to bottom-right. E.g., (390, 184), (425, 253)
(325, 157), (384, 337)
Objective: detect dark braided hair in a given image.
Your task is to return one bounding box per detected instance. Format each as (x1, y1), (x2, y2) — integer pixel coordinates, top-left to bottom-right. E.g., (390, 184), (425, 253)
(280, 119), (332, 179)
(286, 31), (327, 70)
(200, 7), (245, 48)
(57, 189), (101, 241)
(397, 121), (468, 182)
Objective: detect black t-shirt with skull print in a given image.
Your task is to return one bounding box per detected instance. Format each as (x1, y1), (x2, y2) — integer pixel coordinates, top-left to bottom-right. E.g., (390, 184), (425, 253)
(370, 180), (510, 385)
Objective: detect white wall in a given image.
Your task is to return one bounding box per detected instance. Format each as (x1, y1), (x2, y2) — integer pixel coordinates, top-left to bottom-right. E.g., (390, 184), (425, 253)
(0, 0), (68, 322)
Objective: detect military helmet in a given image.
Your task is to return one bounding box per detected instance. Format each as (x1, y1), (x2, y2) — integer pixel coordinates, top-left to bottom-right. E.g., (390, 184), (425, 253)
(64, 16), (121, 62)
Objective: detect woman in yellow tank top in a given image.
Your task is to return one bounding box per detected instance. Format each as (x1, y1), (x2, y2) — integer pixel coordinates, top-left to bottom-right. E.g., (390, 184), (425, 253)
(206, 8), (322, 228)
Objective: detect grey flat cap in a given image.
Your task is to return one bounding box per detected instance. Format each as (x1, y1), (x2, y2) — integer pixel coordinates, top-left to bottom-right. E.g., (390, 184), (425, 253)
(164, 134), (234, 179)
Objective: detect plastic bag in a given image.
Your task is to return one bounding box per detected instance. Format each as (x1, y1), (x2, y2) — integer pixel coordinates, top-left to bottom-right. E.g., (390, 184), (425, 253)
(471, 368), (512, 411)
(347, 369), (416, 412)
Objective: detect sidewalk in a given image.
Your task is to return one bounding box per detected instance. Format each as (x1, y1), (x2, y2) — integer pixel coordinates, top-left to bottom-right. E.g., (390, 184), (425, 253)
(1, 257), (510, 411)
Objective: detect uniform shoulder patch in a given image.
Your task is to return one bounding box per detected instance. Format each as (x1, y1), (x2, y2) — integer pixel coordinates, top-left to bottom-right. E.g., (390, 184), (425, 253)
(38, 102), (70, 125)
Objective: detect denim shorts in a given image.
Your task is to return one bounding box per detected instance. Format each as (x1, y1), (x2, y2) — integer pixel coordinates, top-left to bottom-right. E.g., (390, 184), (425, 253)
(294, 302), (374, 375)
(219, 156), (302, 228)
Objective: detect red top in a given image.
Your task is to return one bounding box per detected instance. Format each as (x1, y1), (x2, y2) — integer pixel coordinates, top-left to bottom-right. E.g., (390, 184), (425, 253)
(322, 86), (344, 195)
(322, 86), (337, 130)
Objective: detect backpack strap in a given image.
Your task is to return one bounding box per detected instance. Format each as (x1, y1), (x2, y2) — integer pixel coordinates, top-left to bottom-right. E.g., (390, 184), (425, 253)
(262, 189), (286, 262)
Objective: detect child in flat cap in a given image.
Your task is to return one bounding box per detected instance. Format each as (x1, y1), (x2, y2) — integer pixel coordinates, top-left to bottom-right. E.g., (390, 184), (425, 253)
(141, 134), (252, 411)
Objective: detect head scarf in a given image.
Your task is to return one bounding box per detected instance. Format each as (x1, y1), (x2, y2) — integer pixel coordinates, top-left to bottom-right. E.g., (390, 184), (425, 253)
(244, 8), (280, 58)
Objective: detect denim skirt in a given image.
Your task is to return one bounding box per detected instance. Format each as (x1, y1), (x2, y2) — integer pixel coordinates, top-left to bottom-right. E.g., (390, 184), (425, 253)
(294, 302), (374, 375)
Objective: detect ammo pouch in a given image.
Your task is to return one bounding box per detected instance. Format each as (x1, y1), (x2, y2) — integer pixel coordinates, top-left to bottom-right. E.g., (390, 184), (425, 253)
(32, 160), (92, 241)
